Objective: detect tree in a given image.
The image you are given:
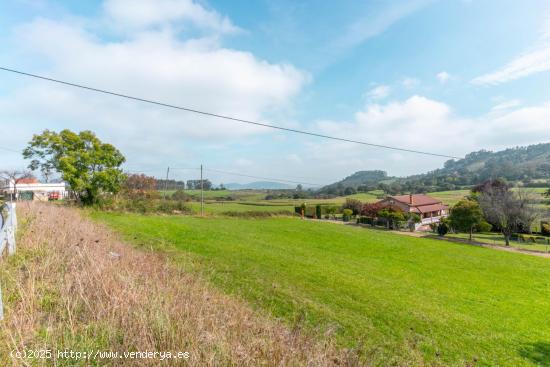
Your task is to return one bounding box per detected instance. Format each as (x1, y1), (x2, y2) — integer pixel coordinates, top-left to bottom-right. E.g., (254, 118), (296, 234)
(544, 188), (550, 199)
(123, 174), (158, 200)
(478, 184), (541, 246)
(186, 179), (212, 190)
(344, 187), (356, 195)
(377, 208), (405, 229)
(23, 129), (126, 205)
(449, 199), (484, 241)
(361, 202), (384, 218)
(342, 198), (362, 216)
(0, 170), (33, 201)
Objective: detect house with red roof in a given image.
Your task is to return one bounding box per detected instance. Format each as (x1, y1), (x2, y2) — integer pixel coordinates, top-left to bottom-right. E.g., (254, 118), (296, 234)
(375, 193), (449, 227)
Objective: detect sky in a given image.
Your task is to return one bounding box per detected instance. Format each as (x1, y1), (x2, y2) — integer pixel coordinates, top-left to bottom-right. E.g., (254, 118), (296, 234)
(1, 0), (550, 186)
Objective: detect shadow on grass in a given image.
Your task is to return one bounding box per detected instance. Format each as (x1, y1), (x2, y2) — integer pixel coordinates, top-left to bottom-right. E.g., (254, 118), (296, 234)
(519, 342), (550, 366)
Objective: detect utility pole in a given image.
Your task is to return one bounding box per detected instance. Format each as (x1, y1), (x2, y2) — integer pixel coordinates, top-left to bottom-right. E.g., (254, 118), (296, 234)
(164, 166), (170, 199)
(200, 164), (204, 217)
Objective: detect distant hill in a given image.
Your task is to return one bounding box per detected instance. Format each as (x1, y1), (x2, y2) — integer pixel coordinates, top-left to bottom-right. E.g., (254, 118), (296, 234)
(321, 143), (550, 195)
(318, 170), (392, 195)
(225, 181), (293, 190)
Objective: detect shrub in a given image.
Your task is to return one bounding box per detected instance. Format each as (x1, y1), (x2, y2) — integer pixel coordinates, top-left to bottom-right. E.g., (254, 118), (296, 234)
(477, 220), (492, 233)
(342, 199), (362, 216)
(541, 221), (550, 236)
(315, 205), (322, 219)
(429, 223), (438, 233)
(171, 190), (191, 201)
(437, 221), (449, 236)
(342, 209), (353, 222)
(357, 216), (373, 225)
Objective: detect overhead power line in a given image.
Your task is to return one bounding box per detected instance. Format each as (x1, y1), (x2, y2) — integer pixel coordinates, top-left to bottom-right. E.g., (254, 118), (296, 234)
(0, 146), (20, 153)
(0, 66), (461, 159)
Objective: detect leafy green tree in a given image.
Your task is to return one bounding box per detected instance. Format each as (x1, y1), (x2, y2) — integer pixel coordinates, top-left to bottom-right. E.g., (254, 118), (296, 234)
(377, 208), (406, 229)
(23, 129), (126, 205)
(449, 199), (484, 241)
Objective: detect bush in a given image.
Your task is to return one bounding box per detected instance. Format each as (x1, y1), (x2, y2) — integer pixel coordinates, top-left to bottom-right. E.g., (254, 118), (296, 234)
(315, 205), (322, 219)
(541, 221), (550, 236)
(171, 190), (191, 201)
(477, 220), (492, 233)
(437, 221), (449, 236)
(342, 199), (362, 216)
(357, 216), (373, 225)
(342, 209), (353, 222)
(97, 197), (192, 215)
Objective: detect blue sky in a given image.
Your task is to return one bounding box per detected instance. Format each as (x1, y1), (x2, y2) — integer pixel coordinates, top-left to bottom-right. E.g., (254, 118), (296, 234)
(1, 0), (550, 185)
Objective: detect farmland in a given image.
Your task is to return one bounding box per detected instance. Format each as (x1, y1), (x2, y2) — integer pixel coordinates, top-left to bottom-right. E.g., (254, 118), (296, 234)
(92, 211), (550, 366)
(161, 188), (473, 215)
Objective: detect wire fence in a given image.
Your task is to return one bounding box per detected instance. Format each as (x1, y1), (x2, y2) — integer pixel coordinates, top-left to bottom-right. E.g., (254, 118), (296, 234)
(0, 202), (17, 320)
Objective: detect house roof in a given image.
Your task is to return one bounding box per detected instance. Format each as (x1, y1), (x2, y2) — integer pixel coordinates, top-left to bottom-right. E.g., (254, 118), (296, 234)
(16, 178), (39, 184)
(412, 203), (449, 214)
(389, 194), (441, 206)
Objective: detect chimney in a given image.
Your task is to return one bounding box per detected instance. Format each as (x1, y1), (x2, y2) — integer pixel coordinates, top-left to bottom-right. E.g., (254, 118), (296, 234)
(409, 193), (413, 205)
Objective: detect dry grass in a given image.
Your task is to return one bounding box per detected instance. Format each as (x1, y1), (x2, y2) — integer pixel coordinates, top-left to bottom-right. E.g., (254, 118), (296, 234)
(0, 203), (356, 366)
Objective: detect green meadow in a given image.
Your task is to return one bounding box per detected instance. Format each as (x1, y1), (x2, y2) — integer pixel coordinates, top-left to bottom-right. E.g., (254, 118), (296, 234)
(92, 212), (550, 366)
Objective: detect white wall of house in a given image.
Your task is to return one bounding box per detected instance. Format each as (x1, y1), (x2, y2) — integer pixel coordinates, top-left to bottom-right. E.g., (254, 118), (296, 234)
(1, 180), (68, 200)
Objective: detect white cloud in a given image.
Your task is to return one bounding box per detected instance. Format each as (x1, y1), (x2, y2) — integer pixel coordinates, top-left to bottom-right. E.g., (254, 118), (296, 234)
(0, 8), (307, 170)
(472, 46), (550, 85)
(366, 85), (390, 100)
(436, 71), (451, 83)
(310, 95), (550, 176)
(103, 0), (239, 34)
(490, 99), (521, 112)
(472, 9), (550, 85)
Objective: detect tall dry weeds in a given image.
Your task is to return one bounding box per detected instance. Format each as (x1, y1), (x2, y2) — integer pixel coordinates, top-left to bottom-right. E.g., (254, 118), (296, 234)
(0, 203), (358, 366)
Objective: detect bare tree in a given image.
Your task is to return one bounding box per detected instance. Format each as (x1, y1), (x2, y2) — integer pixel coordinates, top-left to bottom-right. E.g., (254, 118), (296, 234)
(0, 170), (34, 201)
(479, 185), (541, 246)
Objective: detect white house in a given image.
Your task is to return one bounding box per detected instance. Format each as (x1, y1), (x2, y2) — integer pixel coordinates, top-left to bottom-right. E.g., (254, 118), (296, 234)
(1, 178), (68, 201)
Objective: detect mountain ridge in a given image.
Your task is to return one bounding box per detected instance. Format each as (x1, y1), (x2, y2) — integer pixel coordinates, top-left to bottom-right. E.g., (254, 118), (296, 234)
(320, 143), (550, 195)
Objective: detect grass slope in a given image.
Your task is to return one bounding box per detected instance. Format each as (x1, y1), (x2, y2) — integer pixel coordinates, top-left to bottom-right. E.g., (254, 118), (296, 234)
(92, 213), (550, 366)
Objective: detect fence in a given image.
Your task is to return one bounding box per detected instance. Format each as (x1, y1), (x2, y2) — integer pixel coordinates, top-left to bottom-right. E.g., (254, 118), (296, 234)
(0, 202), (17, 320)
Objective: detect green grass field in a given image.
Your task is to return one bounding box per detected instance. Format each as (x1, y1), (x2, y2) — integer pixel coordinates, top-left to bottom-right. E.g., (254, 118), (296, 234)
(188, 201), (295, 214)
(91, 212), (550, 366)
(444, 232), (550, 253)
(427, 190), (470, 206)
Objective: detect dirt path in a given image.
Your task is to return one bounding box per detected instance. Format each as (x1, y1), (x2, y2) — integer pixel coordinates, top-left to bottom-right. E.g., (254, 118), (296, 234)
(1, 203), (354, 366)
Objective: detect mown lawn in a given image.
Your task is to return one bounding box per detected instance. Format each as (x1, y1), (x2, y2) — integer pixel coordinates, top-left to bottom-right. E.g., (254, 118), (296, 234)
(445, 232), (550, 253)
(91, 213), (550, 366)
